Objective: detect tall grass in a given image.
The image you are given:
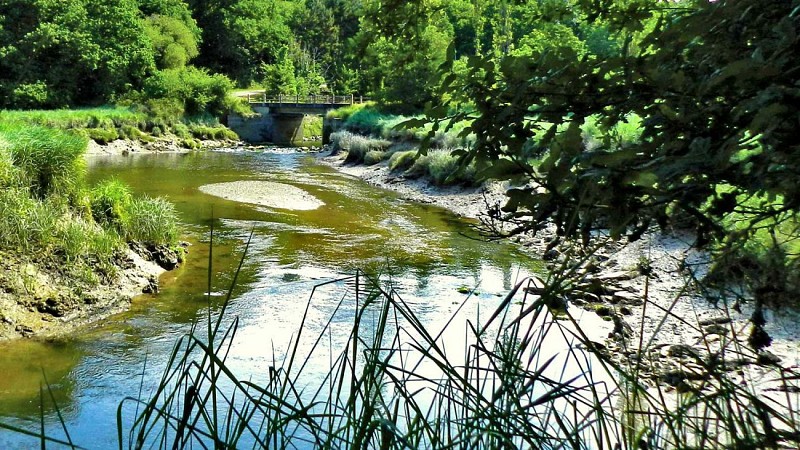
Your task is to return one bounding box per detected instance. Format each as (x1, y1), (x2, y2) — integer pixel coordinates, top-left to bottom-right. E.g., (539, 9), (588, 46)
(125, 197), (179, 245)
(0, 122), (87, 200)
(0, 122), (179, 290)
(5, 232), (800, 448)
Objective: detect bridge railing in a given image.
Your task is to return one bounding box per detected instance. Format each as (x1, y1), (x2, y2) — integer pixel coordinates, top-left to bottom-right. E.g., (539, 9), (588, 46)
(246, 93), (368, 105)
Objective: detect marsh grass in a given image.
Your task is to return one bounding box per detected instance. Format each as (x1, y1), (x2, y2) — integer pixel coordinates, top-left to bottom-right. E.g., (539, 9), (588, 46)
(5, 231), (800, 448)
(125, 197), (179, 245)
(0, 122), (177, 291)
(119, 232), (800, 449)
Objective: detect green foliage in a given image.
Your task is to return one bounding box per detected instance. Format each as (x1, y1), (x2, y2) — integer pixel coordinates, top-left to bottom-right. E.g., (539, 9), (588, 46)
(0, 107), (148, 129)
(330, 131), (390, 163)
(406, 149), (477, 186)
(86, 128), (120, 144)
(188, 124), (239, 141)
(0, 0), (156, 108)
(0, 122), (87, 200)
(124, 196), (178, 244)
(388, 150), (417, 172)
(303, 115), (323, 138)
(141, 66), (235, 117)
(326, 102), (371, 120)
(144, 14), (200, 70)
(90, 179), (132, 231)
(363, 150), (385, 165)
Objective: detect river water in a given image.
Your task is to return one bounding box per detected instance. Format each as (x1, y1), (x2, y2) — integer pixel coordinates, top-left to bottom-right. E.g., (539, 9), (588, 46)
(0, 149), (558, 448)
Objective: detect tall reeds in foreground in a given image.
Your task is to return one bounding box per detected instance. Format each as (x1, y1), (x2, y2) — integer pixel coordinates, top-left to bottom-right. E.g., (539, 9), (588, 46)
(111, 234), (800, 449)
(7, 234), (800, 448)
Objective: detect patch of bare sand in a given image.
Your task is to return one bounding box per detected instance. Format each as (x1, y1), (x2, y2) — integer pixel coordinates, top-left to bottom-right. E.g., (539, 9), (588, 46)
(199, 180), (324, 210)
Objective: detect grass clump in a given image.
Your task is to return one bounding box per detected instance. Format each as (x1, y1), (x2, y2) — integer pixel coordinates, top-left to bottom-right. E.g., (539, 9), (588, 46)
(362, 150), (386, 165)
(330, 131), (390, 163)
(90, 179), (133, 231)
(388, 149), (418, 172)
(406, 149), (477, 186)
(188, 124), (239, 141)
(125, 196), (179, 244)
(0, 122), (87, 200)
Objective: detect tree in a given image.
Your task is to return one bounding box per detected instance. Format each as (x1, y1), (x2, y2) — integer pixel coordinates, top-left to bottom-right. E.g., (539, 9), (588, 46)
(0, 0), (155, 107)
(422, 0), (800, 306)
(144, 14), (200, 69)
(187, 0), (296, 85)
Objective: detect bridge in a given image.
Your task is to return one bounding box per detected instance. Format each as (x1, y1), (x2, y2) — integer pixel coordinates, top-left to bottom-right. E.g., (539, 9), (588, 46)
(228, 93), (368, 144)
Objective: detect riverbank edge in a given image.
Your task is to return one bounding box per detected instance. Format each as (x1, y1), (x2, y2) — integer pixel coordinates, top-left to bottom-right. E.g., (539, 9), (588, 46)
(0, 137), (212, 342)
(318, 147), (800, 395)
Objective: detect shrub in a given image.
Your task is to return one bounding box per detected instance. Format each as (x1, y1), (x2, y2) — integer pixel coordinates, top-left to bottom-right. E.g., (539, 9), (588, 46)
(124, 196), (178, 244)
(388, 150), (418, 172)
(142, 67), (235, 117)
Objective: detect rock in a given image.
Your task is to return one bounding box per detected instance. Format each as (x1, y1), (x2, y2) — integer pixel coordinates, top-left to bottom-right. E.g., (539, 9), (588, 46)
(703, 324), (728, 336)
(15, 324), (34, 338)
(543, 249), (560, 261)
(597, 270), (637, 281)
(593, 304), (612, 317)
(612, 291), (640, 304)
(142, 276), (159, 294)
(667, 344), (700, 359)
(757, 351), (782, 366)
(699, 317), (732, 326)
(612, 314), (633, 337)
(620, 306), (633, 316)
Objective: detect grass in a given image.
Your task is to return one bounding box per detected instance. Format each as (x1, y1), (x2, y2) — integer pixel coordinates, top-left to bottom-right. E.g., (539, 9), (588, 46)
(4, 229), (800, 448)
(0, 106), (240, 145)
(124, 196), (179, 245)
(0, 121), (179, 288)
(118, 240), (800, 448)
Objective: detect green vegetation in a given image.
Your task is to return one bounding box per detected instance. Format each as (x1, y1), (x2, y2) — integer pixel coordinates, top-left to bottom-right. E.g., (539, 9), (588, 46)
(0, 122), (178, 285)
(20, 253), (797, 448)
(0, 108), (239, 148)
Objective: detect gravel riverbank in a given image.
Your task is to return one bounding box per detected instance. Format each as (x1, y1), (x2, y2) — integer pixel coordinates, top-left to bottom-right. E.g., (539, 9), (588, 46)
(319, 148), (800, 398)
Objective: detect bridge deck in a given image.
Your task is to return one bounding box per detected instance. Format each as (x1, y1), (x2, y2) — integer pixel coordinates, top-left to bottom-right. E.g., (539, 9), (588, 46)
(245, 93), (367, 109)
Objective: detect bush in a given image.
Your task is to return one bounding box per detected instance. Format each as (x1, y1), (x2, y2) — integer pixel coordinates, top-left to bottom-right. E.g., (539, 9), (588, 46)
(124, 196), (178, 244)
(142, 67), (235, 117)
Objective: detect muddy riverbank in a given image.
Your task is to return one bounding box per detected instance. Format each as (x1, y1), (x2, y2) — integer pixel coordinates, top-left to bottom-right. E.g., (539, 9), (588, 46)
(0, 243), (184, 341)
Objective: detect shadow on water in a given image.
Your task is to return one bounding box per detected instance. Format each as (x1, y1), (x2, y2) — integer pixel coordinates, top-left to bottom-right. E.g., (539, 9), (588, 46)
(0, 148), (543, 447)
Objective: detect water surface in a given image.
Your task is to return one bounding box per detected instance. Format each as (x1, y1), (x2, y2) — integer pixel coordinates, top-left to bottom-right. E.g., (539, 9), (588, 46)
(0, 149), (546, 448)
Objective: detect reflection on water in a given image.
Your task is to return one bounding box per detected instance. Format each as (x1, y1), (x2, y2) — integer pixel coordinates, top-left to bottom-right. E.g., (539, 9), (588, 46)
(0, 149), (543, 448)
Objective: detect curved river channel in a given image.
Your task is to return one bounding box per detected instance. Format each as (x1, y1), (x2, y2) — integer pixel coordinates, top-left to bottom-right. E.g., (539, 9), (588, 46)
(0, 149), (571, 448)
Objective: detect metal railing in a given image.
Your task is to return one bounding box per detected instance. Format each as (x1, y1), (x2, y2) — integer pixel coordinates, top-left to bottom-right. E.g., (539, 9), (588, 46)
(246, 94), (367, 105)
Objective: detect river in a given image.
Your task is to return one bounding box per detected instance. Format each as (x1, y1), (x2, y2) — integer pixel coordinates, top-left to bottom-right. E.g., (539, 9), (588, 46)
(0, 148), (557, 448)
